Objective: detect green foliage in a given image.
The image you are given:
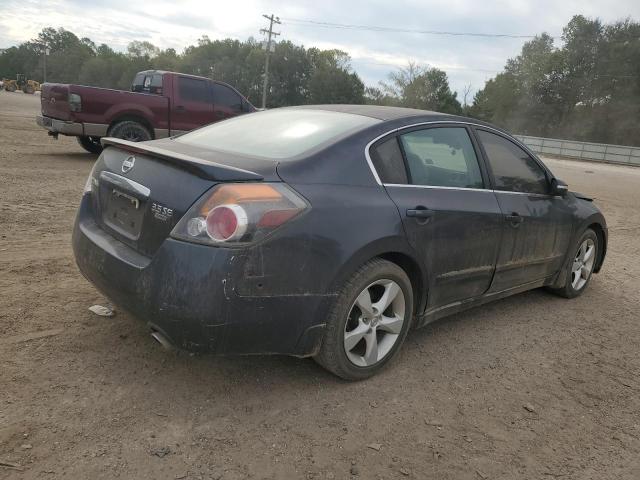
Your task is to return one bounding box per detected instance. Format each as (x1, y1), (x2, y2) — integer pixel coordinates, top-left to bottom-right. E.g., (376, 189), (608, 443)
(0, 27), (365, 107)
(469, 15), (640, 146)
(371, 62), (462, 114)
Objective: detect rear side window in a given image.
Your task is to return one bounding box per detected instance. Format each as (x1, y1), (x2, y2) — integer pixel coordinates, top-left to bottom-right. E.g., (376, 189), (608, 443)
(213, 83), (242, 113)
(178, 77), (209, 103)
(132, 73), (163, 94)
(398, 127), (484, 189)
(477, 130), (549, 194)
(370, 138), (408, 184)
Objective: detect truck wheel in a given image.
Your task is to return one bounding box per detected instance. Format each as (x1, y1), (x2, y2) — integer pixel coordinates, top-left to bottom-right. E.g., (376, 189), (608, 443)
(77, 136), (103, 154)
(109, 121), (152, 142)
(23, 85), (34, 94)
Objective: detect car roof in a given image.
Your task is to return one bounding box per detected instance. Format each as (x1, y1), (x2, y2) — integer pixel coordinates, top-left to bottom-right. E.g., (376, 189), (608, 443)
(284, 104), (451, 121)
(283, 104), (504, 131)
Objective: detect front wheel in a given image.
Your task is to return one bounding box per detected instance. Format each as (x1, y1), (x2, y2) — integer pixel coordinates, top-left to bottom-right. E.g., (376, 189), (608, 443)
(77, 136), (103, 154)
(550, 228), (598, 298)
(314, 259), (414, 380)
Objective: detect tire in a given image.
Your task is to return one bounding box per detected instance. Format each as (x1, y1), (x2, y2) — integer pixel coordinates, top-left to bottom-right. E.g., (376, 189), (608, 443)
(23, 86), (34, 94)
(549, 228), (599, 298)
(314, 258), (414, 381)
(108, 120), (152, 142)
(77, 136), (103, 154)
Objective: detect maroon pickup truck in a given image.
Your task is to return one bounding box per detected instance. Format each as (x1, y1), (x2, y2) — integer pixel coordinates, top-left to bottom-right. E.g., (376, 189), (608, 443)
(36, 70), (255, 153)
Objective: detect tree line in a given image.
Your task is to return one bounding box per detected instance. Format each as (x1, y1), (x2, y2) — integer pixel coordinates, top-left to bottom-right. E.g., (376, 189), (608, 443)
(470, 15), (640, 147)
(1, 15), (638, 146)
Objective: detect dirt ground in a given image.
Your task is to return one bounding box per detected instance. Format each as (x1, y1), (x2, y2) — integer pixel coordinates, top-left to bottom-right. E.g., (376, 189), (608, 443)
(1, 90), (639, 480)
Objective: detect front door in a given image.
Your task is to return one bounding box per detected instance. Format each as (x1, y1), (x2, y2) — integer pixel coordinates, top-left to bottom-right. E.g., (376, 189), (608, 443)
(371, 125), (503, 310)
(474, 129), (574, 292)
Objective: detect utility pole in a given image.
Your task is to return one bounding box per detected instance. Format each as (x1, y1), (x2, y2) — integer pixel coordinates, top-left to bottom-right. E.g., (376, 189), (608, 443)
(260, 14), (280, 109)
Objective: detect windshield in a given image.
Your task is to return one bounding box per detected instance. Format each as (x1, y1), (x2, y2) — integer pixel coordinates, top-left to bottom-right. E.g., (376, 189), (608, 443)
(175, 109), (380, 159)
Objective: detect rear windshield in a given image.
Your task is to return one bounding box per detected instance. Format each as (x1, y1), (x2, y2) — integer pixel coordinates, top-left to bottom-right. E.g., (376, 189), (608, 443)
(174, 109), (380, 159)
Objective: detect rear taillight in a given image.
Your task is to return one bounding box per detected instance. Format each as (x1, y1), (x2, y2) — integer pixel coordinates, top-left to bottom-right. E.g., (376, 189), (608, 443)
(69, 93), (82, 112)
(171, 183), (308, 246)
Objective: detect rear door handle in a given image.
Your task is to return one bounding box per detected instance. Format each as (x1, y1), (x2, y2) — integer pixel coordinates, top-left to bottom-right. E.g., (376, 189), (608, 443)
(406, 208), (434, 219)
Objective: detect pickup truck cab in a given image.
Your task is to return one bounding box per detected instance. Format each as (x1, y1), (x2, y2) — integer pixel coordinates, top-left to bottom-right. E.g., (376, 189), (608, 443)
(36, 70), (255, 153)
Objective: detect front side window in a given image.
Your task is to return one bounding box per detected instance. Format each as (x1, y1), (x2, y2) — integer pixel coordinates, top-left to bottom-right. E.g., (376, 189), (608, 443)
(178, 77), (209, 103)
(212, 83), (242, 113)
(477, 130), (549, 194)
(398, 127), (484, 189)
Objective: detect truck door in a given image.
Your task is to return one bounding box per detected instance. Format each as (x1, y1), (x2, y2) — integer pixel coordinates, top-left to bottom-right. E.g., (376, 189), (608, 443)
(171, 76), (215, 133)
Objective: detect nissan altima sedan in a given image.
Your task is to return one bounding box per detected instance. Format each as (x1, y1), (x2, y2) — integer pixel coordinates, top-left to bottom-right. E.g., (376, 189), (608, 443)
(72, 105), (607, 380)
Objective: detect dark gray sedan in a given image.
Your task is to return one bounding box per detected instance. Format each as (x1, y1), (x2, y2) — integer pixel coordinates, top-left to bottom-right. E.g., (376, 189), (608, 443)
(73, 105), (607, 380)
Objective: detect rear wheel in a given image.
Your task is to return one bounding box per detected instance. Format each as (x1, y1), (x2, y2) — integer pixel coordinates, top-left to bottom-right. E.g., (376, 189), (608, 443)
(108, 120), (152, 142)
(77, 136), (103, 154)
(314, 259), (413, 380)
(550, 228), (598, 298)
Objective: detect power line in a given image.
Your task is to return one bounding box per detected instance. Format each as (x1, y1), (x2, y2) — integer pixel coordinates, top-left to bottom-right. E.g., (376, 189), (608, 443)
(281, 17), (558, 39)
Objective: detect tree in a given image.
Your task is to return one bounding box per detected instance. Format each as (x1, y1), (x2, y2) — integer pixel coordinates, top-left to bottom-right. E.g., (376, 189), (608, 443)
(469, 15), (640, 146)
(377, 62), (462, 113)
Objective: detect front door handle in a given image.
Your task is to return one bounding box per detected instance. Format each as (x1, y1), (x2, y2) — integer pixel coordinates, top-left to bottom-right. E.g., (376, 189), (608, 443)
(505, 213), (524, 226)
(175, 105), (186, 112)
(406, 207), (434, 219)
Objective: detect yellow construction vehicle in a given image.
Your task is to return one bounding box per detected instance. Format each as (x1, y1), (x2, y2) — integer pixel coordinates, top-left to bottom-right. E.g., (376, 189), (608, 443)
(3, 74), (40, 94)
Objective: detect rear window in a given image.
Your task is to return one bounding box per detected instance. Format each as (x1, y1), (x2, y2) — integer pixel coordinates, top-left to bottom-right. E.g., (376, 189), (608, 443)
(175, 109), (380, 159)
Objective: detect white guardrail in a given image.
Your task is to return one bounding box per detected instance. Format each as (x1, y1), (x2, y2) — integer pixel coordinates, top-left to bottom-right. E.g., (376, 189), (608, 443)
(515, 134), (640, 167)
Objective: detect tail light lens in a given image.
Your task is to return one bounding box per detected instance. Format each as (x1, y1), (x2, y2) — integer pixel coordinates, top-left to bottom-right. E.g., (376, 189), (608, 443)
(171, 183), (308, 246)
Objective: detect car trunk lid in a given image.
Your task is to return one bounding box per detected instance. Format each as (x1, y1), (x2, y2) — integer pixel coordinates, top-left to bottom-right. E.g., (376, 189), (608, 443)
(90, 138), (277, 257)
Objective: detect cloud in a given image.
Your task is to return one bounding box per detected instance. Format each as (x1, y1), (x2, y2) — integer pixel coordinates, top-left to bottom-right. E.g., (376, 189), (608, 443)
(1, 0), (638, 98)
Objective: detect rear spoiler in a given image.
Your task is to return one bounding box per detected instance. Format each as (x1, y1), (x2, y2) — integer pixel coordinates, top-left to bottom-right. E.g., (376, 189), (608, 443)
(100, 137), (263, 182)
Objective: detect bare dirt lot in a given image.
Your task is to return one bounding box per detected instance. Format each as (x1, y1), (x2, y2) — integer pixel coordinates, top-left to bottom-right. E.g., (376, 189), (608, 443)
(1, 90), (639, 480)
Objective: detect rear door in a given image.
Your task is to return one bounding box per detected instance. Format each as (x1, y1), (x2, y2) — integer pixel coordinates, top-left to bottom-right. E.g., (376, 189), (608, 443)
(371, 124), (503, 310)
(170, 76), (215, 133)
(474, 129), (574, 292)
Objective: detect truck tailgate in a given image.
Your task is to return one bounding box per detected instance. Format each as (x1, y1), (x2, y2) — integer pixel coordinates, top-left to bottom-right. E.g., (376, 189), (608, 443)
(40, 83), (71, 120)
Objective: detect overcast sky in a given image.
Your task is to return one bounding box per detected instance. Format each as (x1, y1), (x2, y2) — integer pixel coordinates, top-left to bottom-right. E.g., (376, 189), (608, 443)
(1, 0), (638, 99)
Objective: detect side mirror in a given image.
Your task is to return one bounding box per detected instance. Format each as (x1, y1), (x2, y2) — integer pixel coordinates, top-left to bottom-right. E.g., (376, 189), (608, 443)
(551, 178), (569, 197)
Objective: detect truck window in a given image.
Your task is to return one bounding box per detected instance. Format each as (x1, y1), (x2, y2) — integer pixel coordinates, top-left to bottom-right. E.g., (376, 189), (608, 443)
(178, 77), (210, 103)
(131, 73), (163, 94)
(212, 83), (242, 113)
(131, 73), (145, 92)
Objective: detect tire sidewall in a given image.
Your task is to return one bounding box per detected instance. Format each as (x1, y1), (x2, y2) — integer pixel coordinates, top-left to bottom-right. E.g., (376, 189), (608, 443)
(319, 260), (414, 380)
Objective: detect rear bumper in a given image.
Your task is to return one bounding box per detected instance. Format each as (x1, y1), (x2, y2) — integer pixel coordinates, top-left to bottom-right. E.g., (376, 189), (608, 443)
(72, 195), (327, 356)
(36, 115), (108, 137)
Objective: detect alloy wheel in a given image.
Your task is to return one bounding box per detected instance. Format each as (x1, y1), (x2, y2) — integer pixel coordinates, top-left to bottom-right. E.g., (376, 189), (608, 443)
(571, 238), (596, 290)
(343, 279), (406, 367)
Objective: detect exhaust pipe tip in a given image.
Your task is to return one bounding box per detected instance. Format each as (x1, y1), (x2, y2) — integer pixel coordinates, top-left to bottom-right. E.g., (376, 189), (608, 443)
(150, 330), (174, 351)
